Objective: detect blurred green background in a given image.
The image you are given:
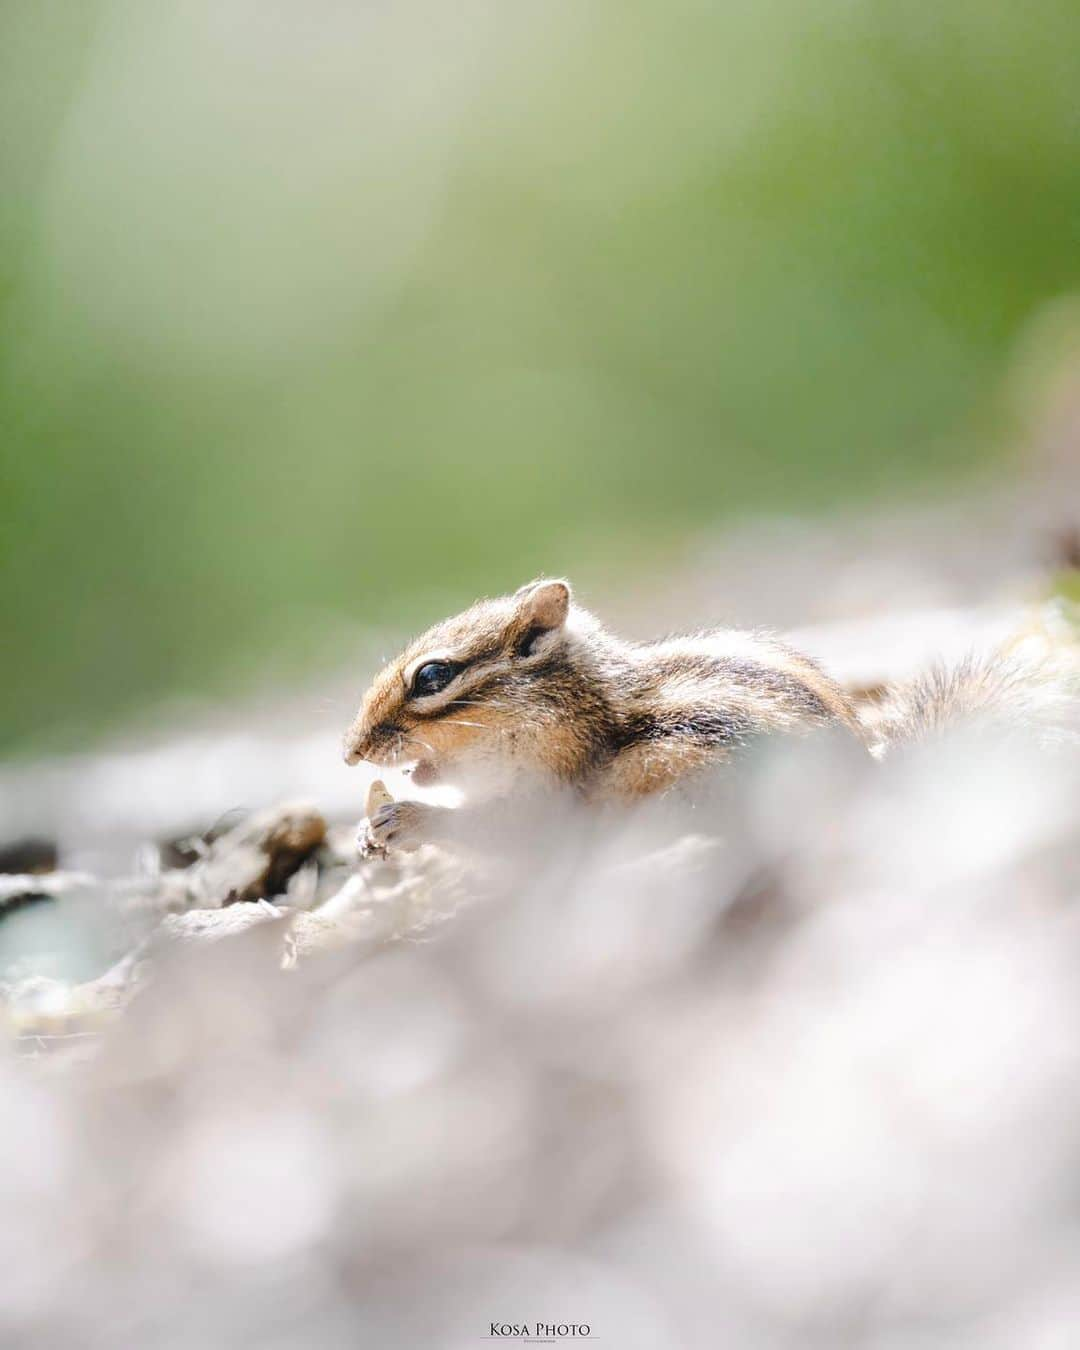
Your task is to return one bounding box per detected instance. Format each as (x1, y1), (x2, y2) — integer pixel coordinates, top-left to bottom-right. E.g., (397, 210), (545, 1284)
(3, 0), (1079, 755)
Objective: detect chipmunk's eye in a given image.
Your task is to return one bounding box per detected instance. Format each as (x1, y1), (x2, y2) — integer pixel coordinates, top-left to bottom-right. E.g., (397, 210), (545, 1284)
(411, 660), (458, 698)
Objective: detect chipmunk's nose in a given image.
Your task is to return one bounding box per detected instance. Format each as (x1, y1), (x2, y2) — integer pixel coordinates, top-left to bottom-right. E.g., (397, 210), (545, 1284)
(343, 719), (371, 765)
(343, 720), (395, 766)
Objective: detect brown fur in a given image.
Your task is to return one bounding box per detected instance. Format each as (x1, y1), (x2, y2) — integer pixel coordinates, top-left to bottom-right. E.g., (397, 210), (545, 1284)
(343, 578), (861, 802)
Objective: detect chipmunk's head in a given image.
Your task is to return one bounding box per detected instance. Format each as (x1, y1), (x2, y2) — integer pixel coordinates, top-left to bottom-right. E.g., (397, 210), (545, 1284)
(343, 578), (583, 784)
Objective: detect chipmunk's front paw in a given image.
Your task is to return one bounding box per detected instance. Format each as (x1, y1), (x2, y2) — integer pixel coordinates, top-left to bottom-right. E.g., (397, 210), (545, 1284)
(361, 800), (443, 855)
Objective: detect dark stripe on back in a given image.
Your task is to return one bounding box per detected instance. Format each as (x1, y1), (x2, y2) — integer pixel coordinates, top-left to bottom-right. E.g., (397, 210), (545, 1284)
(719, 658), (834, 719)
(649, 653), (834, 720)
(614, 705), (756, 751)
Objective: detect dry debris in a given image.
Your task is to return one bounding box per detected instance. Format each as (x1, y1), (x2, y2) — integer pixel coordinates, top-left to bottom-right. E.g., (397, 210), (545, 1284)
(0, 799), (472, 1048)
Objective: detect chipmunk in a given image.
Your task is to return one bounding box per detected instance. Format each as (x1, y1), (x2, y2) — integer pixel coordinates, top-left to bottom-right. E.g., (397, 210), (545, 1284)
(342, 578), (864, 852)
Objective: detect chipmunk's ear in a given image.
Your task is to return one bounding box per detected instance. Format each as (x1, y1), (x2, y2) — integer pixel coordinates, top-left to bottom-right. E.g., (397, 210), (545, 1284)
(514, 578), (571, 632)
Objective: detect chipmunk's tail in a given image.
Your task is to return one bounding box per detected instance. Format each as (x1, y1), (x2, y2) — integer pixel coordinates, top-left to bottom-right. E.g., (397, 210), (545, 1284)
(862, 647), (1080, 757)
